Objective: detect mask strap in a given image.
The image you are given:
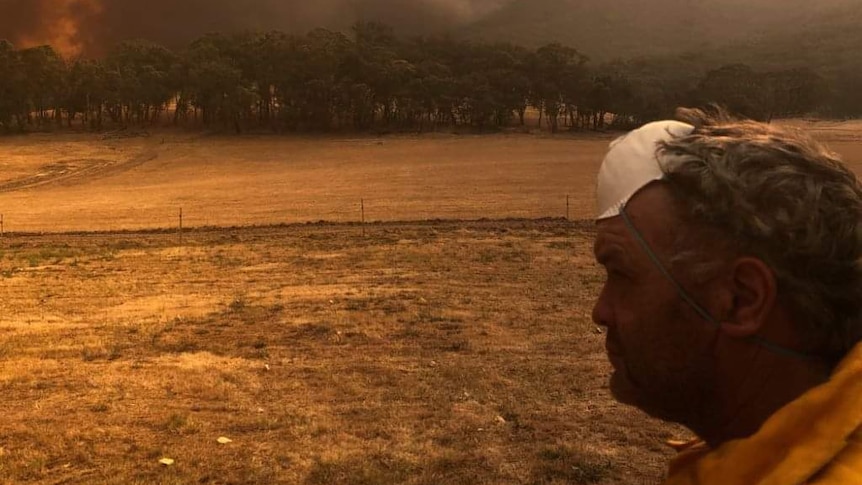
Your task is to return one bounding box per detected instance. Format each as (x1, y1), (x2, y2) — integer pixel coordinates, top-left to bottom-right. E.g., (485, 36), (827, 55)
(619, 206), (820, 363)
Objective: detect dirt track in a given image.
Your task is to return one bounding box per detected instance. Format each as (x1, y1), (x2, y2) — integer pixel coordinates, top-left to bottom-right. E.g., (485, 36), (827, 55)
(0, 151), (159, 193)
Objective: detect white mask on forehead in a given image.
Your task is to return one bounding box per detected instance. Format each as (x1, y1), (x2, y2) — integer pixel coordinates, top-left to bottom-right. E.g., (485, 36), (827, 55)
(596, 120), (695, 220)
(595, 120), (822, 364)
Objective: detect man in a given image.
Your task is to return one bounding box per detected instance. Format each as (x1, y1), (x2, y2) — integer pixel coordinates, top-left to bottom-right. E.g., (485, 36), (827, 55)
(592, 107), (861, 484)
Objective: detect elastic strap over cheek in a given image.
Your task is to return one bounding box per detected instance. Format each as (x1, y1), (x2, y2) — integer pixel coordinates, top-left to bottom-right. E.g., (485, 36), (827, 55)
(619, 206), (821, 364)
(620, 207), (719, 327)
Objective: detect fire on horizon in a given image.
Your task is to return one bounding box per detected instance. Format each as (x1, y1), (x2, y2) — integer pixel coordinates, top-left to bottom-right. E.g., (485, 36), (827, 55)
(0, 0), (511, 57)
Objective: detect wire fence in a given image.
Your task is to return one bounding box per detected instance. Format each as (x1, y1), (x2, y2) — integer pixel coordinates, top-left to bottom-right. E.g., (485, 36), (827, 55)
(0, 194), (593, 236)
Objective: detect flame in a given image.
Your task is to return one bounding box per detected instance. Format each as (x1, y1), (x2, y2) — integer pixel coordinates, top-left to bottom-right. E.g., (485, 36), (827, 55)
(16, 0), (103, 58)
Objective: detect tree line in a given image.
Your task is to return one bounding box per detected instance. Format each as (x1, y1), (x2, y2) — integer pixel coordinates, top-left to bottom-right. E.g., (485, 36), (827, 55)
(0, 23), (839, 134)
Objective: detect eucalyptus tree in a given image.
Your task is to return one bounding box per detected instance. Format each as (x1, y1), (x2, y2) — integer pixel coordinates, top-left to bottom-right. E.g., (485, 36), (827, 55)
(529, 43), (588, 132)
(346, 22), (411, 127)
(293, 28), (351, 130)
(762, 67), (826, 121)
(830, 72), (862, 118)
(18, 45), (64, 126)
(61, 58), (109, 129)
(476, 42), (531, 127)
(697, 64), (767, 120)
(241, 31), (293, 127)
(400, 36), (461, 128)
(0, 40), (25, 130)
(183, 33), (256, 132)
(105, 40), (178, 125)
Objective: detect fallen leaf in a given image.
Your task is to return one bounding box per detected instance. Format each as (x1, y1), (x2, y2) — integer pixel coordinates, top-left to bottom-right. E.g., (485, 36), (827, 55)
(159, 458), (174, 466)
(217, 437), (232, 444)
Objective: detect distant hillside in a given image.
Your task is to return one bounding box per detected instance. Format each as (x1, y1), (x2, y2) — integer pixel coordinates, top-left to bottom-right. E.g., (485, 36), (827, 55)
(618, 2), (862, 87)
(463, 0), (861, 61)
(708, 2), (862, 76)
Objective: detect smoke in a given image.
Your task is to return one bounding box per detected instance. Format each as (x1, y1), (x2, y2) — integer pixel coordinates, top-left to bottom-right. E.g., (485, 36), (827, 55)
(0, 0), (514, 58)
(0, 0), (102, 57)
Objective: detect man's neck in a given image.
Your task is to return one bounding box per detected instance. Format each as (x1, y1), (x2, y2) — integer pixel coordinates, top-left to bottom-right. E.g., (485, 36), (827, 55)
(699, 348), (829, 448)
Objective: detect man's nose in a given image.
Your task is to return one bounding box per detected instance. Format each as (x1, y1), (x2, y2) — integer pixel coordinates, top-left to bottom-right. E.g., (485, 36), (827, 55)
(592, 285), (613, 328)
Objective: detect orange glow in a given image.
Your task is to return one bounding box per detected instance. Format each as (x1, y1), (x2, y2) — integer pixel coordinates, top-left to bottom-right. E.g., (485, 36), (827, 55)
(16, 0), (103, 58)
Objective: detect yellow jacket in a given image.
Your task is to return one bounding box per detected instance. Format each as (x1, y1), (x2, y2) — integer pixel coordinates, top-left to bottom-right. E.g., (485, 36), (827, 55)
(664, 343), (862, 485)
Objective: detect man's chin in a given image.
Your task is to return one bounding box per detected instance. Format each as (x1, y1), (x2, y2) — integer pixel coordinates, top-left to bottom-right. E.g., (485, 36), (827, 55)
(609, 370), (642, 406)
(610, 370), (695, 423)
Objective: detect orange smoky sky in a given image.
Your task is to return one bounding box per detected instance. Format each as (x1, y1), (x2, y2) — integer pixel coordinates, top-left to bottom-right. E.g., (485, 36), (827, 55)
(0, 0), (102, 57)
(0, 0), (512, 58)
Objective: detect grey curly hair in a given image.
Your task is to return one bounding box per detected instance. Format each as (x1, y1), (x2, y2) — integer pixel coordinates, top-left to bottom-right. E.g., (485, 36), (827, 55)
(659, 106), (862, 364)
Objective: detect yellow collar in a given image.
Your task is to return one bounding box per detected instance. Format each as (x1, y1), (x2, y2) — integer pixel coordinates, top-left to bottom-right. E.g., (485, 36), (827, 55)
(666, 343), (862, 484)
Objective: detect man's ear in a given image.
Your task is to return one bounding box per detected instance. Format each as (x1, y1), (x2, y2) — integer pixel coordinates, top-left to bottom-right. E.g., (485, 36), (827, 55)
(718, 257), (777, 338)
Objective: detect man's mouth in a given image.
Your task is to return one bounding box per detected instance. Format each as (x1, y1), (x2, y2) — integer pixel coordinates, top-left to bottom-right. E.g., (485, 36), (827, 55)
(604, 331), (625, 357)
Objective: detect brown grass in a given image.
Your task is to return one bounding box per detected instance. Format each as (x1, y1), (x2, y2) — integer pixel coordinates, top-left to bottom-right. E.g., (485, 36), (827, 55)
(0, 125), (859, 484)
(0, 126), (857, 233)
(0, 132), (613, 232)
(0, 221), (682, 484)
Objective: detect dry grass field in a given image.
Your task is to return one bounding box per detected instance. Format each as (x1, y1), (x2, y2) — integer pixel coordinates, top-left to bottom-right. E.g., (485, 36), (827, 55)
(0, 220), (681, 485)
(0, 120), (860, 484)
(0, 120), (858, 233)
(0, 131), (612, 233)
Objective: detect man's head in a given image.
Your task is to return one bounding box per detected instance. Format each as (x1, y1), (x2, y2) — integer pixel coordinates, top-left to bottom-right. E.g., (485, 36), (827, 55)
(592, 107), (862, 430)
